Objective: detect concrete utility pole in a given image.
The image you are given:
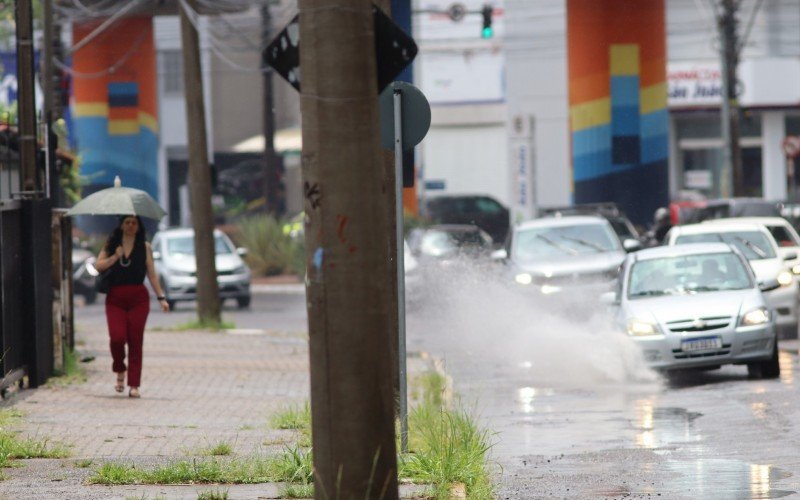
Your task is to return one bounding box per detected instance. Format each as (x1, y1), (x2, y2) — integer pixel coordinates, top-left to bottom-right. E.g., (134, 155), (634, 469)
(717, 0), (743, 197)
(298, 0), (399, 497)
(16, 0), (38, 193)
(260, 2), (284, 215)
(180, 0), (221, 325)
(376, 0), (402, 431)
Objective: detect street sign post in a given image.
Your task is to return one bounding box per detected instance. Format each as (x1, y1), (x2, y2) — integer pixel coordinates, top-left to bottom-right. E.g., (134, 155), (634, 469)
(264, 5), (418, 93)
(380, 81), (430, 453)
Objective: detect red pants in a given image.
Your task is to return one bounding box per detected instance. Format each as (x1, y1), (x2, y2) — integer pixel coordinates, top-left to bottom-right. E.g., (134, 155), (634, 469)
(105, 284), (150, 387)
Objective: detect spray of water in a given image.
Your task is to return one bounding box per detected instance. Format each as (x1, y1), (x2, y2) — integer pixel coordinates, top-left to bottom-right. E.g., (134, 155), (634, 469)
(408, 257), (660, 389)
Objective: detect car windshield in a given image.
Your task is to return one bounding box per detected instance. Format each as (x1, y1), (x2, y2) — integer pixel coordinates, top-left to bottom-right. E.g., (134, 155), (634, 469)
(420, 230), (487, 255)
(166, 235), (233, 256)
(628, 252), (753, 299)
(514, 223), (619, 259)
(674, 231), (776, 260)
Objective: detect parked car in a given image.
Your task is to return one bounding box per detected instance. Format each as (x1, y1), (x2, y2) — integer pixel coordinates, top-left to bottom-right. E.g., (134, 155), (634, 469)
(151, 228), (252, 309)
(604, 243), (780, 378)
(666, 222), (798, 338)
(423, 195), (510, 246)
(539, 202), (641, 248)
(72, 247), (99, 304)
(498, 215), (626, 297)
(407, 224), (493, 264)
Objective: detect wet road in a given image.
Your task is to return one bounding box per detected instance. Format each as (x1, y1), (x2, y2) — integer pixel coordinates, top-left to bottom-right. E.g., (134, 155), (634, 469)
(77, 284), (800, 498)
(406, 264), (800, 499)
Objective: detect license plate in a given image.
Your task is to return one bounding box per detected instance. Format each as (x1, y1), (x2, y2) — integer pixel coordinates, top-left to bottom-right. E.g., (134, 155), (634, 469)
(681, 337), (722, 352)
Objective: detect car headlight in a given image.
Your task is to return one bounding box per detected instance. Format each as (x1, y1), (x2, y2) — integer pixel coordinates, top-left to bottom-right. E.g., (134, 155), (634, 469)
(778, 271), (794, 286)
(232, 265), (248, 275)
(626, 319), (660, 336)
(170, 269), (193, 277)
(792, 264), (800, 275)
(85, 259), (99, 277)
(515, 273), (533, 285)
(741, 307), (770, 326)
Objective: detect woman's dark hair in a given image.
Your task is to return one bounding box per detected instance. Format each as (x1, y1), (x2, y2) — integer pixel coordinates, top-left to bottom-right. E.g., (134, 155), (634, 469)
(104, 216), (146, 253)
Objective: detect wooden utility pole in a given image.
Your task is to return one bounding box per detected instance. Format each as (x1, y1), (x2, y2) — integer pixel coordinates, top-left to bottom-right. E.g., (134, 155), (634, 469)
(16, 0), (38, 193)
(180, 0), (221, 324)
(717, 0), (743, 197)
(298, 0), (399, 497)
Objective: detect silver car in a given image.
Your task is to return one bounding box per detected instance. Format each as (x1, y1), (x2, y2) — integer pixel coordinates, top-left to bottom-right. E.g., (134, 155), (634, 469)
(606, 243), (780, 378)
(151, 228), (252, 309)
(501, 215), (630, 297)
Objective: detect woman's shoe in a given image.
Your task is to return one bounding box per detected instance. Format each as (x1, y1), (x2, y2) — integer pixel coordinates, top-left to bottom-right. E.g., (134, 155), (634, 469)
(115, 372), (125, 393)
(129, 387), (140, 398)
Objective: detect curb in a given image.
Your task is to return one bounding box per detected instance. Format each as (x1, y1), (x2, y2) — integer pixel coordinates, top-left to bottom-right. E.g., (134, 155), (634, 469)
(251, 283), (305, 294)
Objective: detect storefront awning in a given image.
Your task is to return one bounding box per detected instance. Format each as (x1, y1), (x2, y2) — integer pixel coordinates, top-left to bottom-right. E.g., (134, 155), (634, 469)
(231, 128), (301, 155)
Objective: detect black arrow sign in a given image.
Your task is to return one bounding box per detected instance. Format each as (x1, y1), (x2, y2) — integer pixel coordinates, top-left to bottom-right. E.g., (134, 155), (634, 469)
(263, 4), (417, 93)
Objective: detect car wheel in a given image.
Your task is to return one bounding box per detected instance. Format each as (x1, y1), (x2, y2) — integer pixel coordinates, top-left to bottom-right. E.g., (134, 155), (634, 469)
(237, 295), (251, 309)
(748, 341), (780, 379)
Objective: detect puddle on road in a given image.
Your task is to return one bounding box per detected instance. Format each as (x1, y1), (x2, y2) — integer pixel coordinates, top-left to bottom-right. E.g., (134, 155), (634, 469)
(634, 399), (703, 449)
(653, 460), (793, 499)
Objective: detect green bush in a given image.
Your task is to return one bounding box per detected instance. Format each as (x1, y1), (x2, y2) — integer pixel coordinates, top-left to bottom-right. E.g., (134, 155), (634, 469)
(233, 214), (305, 277)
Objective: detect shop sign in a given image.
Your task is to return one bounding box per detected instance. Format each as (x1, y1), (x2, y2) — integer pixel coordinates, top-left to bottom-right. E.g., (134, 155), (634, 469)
(684, 170), (712, 189)
(668, 62), (722, 107)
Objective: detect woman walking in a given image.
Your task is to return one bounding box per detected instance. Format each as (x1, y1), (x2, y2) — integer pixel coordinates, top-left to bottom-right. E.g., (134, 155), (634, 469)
(95, 216), (170, 398)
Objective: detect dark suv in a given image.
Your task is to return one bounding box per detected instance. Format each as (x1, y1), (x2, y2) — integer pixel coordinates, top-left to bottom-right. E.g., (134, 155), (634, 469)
(423, 195), (510, 246)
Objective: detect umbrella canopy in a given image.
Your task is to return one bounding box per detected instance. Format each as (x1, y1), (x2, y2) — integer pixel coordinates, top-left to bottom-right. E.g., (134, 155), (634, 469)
(66, 176), (167, 220)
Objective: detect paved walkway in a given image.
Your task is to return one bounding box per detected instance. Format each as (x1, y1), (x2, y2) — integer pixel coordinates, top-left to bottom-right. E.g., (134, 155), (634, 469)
(0, 320), (426, 499)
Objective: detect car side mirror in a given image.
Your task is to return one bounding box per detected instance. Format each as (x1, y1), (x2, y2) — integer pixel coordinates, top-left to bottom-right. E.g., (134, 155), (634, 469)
(152, 251), (161, 260)
(600, 291), (620, 305)
(784, 252), (798, 261)
(237, 247), (248, 257)
(759, 279), (781, 292)
(491, 249), (507, 261)
(623, 239), (642, 252)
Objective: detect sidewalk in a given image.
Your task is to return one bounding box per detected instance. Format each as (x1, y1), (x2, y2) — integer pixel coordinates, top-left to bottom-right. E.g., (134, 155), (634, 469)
(0, 320), (431, 499)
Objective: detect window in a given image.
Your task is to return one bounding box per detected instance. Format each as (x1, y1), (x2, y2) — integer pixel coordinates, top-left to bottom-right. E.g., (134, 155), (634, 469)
(767, 225), (799, 247)
(160, 50), (183, 94)
(628, 252), (752, 299)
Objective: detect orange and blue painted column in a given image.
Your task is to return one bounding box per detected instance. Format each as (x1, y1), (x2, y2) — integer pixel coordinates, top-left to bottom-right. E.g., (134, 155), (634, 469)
(71, 16), (159, 206)
(567, 0), (668, 226)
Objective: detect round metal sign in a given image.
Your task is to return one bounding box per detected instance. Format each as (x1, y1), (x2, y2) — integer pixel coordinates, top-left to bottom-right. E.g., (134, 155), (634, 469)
(379, 81), (431, 151)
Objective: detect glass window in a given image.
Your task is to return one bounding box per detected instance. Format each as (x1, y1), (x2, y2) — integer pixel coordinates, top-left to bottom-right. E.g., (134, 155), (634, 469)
(767, 225), (799, 247)
(160, 50), (183, 94)
(513, 223), (619, 260)
(628, 252), (752, 298)
(475, 197), (504, 214)
(787, 116), (800, 136)
(674, 230), (776, 260)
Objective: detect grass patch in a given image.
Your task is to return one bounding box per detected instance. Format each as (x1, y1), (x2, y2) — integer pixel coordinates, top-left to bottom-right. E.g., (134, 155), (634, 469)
(268, 446), (313, 484)
(168, 319), (236, 332)
(281, 483), (314, 498)
(269, 402), (310, 431)
(74, 459), (94, 468)
(199, 441), (233, 457)
(197, 488), (229, 500)
(89, 457), (266, 485)
(399, 404), (494, 499)
(46, 348), (88, 387)
(0, 410), (71, 468)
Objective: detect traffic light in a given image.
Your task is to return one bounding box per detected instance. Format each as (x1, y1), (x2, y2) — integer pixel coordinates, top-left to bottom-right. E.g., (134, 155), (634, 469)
(481, 4), (493, 39)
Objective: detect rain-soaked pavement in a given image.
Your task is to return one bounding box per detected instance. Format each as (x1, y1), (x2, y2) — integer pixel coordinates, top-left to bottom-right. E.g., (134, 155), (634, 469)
(406, 266), (800, 499)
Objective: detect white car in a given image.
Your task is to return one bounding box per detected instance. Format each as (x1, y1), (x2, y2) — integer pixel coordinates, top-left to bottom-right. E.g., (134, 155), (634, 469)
(151, 228), (252, 309)
(666, 222), (798, 338)
(704, 217), (800, 274)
